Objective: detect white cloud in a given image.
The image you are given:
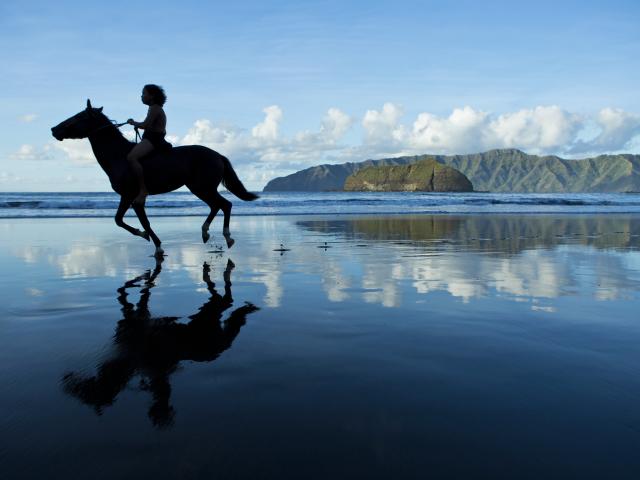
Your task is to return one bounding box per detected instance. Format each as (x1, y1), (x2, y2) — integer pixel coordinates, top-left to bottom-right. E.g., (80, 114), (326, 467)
(19, 114), (38, 123)
(0, 171), (22, 183)
(53, 139), (95, 165)
(487, 106), (582, 151)
(178, 106), (354, 177)
(570, 107), (640, 153)
(251, 105), (282, 142)
(362, 102), (404, 145)
(10, 144), (53, 161)
(181, 119), (248, 153)
(359, 104), (586, 156)
(320, 107), (353, 142)
(11, 144), (36, 159)
(409, 106), (490, 153)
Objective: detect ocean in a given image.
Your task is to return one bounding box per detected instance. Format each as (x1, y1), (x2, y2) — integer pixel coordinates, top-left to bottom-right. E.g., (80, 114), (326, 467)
(2, 191), (640, 218)
(2, 199), (640, 477)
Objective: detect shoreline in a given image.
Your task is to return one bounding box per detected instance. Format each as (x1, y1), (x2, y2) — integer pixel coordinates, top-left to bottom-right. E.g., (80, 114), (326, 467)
(4, 209), (640, 220)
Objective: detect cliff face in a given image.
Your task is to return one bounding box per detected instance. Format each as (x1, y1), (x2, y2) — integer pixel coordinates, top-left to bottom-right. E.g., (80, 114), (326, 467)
(344, 159), (473, 192)
(262, 158), (413, 192)
(262, 149), (640, 192)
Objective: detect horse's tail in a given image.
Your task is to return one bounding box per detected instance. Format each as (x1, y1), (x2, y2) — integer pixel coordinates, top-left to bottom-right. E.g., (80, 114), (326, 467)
(221, 156), (259, 201)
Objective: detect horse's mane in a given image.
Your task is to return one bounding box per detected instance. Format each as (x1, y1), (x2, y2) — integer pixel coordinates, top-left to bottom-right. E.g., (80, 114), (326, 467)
(96, 111), (136, 147)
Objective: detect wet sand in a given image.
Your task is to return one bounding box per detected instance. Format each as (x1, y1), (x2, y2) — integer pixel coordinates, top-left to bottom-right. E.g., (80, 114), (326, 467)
(1, 214), (640, 479)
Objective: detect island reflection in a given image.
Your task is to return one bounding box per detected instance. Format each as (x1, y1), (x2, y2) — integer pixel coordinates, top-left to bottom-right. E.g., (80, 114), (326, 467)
(62, 258), (259, 428)
(298, 214), (640, 254)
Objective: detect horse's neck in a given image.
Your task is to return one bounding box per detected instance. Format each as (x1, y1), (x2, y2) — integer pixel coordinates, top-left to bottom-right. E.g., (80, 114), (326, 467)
(88, 127), (133, 178)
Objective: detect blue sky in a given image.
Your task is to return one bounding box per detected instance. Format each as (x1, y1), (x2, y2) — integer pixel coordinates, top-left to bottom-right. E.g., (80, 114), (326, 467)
(1, 0), (639, 191)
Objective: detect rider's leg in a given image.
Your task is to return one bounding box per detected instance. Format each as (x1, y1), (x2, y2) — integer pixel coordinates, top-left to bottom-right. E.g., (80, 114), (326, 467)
(127, 139), (154, 204)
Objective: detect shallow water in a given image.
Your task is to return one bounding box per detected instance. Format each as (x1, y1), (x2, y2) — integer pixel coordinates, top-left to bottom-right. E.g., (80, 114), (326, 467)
(1, 214), (640, 479)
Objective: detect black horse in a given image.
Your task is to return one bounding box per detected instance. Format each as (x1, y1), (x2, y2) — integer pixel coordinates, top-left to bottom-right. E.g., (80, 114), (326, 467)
(62, 257), (258, 428)
(51, 100), (259, 257)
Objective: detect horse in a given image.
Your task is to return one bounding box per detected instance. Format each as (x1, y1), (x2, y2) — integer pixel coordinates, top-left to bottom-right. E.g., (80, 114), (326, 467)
(51, 100), (258, 257)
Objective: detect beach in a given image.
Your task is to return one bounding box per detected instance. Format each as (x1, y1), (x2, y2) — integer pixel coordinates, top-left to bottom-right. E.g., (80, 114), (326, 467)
(1, 213), (640, 479)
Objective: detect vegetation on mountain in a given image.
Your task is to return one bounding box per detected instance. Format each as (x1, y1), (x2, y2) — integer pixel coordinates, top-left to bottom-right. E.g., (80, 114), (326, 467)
(262, 149), (640, 193)
(343, 159), (473, 192)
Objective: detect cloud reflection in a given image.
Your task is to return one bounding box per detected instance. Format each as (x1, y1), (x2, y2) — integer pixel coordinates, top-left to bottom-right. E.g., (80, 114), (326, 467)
(298, 215), (640, 306)
(8, 214), (640, 308)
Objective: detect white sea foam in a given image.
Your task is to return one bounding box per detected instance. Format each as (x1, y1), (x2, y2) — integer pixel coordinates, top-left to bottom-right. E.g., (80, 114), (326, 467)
(1, 191), (640, 218)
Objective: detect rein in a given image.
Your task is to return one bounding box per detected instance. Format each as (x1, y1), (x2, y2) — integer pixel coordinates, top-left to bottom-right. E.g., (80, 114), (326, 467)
(90, 119), (143, 143)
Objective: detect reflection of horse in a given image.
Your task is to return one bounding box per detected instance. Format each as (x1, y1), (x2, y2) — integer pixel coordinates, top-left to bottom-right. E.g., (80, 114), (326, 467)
(63, 258), (258, 428)
(51, 100), (259, 257)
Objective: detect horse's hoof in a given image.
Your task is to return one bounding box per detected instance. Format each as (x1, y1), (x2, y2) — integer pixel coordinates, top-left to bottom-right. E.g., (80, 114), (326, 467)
(225, 237), (235, 249)
(202, 231), (210, 243)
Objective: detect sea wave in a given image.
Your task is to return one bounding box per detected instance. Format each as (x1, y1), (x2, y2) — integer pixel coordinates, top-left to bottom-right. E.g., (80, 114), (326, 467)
(0, 200), (199, 209)
(2, 191), (640, 218)
(2, 194), (640, 209)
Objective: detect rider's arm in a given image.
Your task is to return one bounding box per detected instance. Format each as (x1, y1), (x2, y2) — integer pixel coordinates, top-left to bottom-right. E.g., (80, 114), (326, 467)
(129, 106), (160, 129)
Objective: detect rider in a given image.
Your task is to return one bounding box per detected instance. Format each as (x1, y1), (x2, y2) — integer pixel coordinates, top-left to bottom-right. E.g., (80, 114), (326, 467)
(127, 84), (171, 205)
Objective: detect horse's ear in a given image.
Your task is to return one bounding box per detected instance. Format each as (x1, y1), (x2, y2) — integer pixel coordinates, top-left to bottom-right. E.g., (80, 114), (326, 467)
(87, 99), (92, 110)
(97, 107), (103, 113)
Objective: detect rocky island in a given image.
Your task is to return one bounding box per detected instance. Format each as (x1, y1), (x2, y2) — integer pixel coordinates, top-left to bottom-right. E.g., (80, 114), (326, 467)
(343, 158), (473, 192)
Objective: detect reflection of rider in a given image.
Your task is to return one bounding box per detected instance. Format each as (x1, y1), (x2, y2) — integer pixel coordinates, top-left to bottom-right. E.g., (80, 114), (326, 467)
(63, 258), (258, 428)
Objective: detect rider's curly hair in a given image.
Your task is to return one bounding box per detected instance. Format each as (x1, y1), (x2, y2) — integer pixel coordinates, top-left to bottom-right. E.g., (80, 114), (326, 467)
(144, 84), (167, 106)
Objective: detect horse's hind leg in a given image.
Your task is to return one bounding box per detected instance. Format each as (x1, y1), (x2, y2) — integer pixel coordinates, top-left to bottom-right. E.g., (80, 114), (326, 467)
(132, 203), (164, 257)
(217, 193), (234, 249)
(203, 200), (221, 244)
(190, 190), (220, 244)
(201, 205), (219, 244)
(191, 190), (234, 248)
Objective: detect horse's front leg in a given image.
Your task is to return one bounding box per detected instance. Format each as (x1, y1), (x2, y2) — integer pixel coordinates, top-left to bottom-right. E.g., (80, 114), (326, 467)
(132, 202), (164, 257)
(115, 196), (150, 241)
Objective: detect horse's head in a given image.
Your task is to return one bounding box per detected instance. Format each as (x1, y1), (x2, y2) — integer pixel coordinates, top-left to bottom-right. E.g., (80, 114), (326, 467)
(51, 99), (105, 141)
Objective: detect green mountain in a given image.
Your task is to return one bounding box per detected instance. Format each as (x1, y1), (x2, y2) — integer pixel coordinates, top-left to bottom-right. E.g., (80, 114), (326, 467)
(344, 159), (473, 192)
(262, 149), (640, 193)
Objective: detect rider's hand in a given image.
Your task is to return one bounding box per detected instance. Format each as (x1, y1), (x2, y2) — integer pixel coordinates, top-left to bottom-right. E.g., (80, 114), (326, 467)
(127, 119), (134, 125)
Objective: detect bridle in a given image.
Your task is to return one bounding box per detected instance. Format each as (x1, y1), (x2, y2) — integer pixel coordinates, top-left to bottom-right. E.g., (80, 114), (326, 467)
(88, 117), (143, 143)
